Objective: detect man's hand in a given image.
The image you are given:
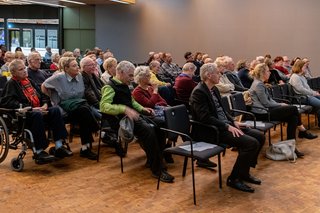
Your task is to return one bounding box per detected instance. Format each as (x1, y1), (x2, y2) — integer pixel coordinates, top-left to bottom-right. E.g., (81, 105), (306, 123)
(143, 107), (155, 116)
(124, 107), (139, 120)
(227, 124), (244, 137)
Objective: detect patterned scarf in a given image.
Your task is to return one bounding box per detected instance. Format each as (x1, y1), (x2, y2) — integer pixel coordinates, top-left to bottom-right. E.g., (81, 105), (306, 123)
(13, 77), (40, 107)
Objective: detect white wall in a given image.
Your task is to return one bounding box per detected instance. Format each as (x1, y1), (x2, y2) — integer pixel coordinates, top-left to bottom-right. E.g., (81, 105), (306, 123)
(96, 0), (320, 75)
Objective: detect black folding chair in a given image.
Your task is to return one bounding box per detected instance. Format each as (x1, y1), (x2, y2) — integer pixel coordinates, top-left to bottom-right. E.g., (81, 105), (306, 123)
(156, 105), (225, 205)
(229, 93), (277, 145)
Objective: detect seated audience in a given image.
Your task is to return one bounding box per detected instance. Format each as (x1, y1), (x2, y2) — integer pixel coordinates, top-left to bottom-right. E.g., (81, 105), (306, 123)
(0, 59), (72, 163)
(27, 52), (51, 88)
(184, 51), (200, 82)
(289, 59), (320, 126)
(1, 51), (15, 77)
(100, 61), (174, 183)
(159, 52), (181, 81)
(214, 56), (235, 95)
(42, 57), (99, 160)
(249, 63), (316, 155)
(149, 60), (174, 105)
(190, 63), (265, 193)
(283, 56), (292, 73)
(236, 59), (253, 89)
(101, 57), (117, 84)
(273, 56), (290, 76)
(264, 58), (285, 85)
(174, 62), (197, 103)
(80, 57), (104, 119)
(223, 56), (248, 91)
(302, 57), (312, 79)
(50, 53), (60, 72)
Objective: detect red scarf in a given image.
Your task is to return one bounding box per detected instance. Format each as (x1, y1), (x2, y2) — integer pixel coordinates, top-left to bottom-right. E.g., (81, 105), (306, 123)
(13, 77), (40, 107)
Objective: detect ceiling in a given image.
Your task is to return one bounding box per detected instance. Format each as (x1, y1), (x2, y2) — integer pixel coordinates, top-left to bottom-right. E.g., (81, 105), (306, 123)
(0, 0), (135, 7)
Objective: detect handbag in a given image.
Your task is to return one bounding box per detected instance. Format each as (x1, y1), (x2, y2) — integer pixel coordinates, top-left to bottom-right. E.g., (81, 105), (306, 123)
(59, 98), (88, 112)
(265, 139), (297, 163)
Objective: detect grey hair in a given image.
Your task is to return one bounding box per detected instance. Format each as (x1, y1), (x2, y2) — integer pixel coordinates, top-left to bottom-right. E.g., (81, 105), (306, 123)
(9, 59), (25, 75)
(80, 57), (93, 70)
(149, 60), (160, 70)
(116, 60), (135, 74)
(27, 51), (41, 62)
(182, 62), (196, 72)
(200, 62), (218, 81)
(134, 66), (150, 84)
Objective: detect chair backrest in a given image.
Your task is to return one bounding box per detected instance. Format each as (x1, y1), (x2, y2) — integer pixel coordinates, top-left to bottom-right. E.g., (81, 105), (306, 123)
(230, 92), (247, 116)
(270, 84), (282, 99)
(164, 105), (190, 135)
(221, 95), (232, 115)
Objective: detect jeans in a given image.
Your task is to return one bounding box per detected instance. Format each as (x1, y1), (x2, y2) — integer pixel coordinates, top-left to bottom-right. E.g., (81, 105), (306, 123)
(302, 95), (320, 125)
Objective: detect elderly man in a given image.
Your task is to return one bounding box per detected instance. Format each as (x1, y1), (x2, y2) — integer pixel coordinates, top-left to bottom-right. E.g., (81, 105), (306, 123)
(214, 56), (237, 95)
(80, 57), (105, 119)
(190, 63), (265, 193)
(159, 53), (181, 81)
(100, 60), (174, 183)
(174, 62), (197, 103)
(0, 59), (72, 163)
(223, 56), (248, 92)
(27, 52), (51, 88)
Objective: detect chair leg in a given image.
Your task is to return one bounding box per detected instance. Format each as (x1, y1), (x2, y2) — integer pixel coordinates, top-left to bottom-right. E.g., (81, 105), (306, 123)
(97, 127), (103, 162)
(121, 155), (124, 173)
(268, 129), (271, 146)
(191, 158), (196, 205)
(182, 156), (188, 177)
(218, 154), (222, 189)
(280, 123), (283, 141)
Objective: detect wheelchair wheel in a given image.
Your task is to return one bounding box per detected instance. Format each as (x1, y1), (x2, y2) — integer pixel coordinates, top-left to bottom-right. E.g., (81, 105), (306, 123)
(11, 157), (24, 172)
(0, 116), (10, 163)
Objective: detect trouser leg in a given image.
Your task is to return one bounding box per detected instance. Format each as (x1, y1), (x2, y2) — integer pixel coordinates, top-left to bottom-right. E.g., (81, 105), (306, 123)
(26, 111), (49, 150)
(45, 107), (68, 141)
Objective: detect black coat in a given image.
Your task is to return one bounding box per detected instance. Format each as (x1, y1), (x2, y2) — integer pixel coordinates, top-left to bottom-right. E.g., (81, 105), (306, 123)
(0, 78), (49, 109)
(189, 82), (234, 144)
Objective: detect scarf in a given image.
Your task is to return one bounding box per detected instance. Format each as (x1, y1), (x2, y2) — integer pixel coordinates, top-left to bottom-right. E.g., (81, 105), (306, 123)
(13, 77), (40, 107)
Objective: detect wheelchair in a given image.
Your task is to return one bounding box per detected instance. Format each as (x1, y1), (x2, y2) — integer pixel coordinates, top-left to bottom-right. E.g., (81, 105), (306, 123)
(0, 106), (67, 172)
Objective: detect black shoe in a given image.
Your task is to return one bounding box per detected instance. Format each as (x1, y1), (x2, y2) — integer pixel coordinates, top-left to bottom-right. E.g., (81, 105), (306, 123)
(55, 146), (73, 158)
(295, 149), (304, 158)
(152, 170), (174, 183)
(80, 148), (98, 160)
(298, 131), (318, 139)
(227, 177), (255, 193)
(196, 159), (217, 168)
(242, 174), (262, 185)
(34, 151), (55, 165)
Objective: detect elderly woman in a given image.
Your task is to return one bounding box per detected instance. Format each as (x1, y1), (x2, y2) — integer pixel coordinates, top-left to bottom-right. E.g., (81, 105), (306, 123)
(101, 57), (117, 84)
(0, 59), (72, 164)
(249, 63), (317, 157)
(289, 59), (320, 127)
(1, 51), (15, 77)
(42, 57), (99, 160)
(132, 66), (167, 108)
(50, 53), (60, 72)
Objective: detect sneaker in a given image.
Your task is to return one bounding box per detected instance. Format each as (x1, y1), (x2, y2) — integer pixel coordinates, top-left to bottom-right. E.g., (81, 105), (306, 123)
(55, 146), (73, 158)
(34, 151), (55, 165)
(196, 159), (217, 168)
(80, 148), (98, 160)
(152, 170), (174, 183)
(298, 131), (318, 140)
